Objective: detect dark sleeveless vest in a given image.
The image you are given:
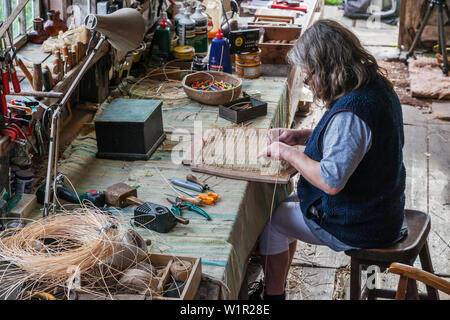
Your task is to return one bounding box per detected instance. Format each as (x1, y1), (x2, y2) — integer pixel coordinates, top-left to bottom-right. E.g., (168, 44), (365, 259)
(298, 77), (406, 248)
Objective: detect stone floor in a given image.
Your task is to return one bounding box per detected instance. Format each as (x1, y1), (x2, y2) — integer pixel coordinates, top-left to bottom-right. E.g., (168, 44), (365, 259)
(247, 4), (450, 300)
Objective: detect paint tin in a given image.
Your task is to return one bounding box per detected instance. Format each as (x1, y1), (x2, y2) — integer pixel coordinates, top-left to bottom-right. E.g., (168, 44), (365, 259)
(173, 46), (195, 60)
(235, 49), (261, 66)
(235, 61), (261, 79)
(15, 170), (33, 194)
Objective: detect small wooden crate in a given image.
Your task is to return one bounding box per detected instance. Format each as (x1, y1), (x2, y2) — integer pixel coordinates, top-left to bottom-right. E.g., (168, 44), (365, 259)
(76, 254), (201, 300)
(219, 97), (267, 123)
(258, 26), (302, 64)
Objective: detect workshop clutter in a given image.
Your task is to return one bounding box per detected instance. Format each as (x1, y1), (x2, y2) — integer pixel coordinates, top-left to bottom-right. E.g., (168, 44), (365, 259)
(0, 209), (201, 300)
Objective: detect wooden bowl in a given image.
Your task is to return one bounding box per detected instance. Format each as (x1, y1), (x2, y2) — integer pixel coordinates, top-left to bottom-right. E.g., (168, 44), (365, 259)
(182, 71), (243, 105)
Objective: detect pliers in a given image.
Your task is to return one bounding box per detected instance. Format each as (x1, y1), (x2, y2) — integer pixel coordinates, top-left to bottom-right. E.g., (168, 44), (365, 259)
(167, 197), (212, 221)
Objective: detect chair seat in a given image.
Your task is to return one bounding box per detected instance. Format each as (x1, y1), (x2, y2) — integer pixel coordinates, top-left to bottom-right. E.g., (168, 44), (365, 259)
(345, 210), (430, 264)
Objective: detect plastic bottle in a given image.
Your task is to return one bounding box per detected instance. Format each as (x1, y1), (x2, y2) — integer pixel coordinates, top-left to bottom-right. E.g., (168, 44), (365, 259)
(150, 18), (171, 61)
(177, 11), (196, 48)
(158, 12), (174, 36)
(191, 5), (208, 54)
(174, 7), (186, 30)
(204, 0), (221, 39)
(208, 29), (231, 73)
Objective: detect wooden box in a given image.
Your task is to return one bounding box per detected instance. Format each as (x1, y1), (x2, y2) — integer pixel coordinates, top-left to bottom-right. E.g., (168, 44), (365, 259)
(219, 97), (267, 123)
(95, 99), (166, 160)
(77, 254), (202, 300)
(258, 26), (302, 64)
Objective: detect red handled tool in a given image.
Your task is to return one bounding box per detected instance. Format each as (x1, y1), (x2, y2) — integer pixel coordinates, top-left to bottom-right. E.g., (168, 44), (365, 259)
(0, 36), (10, 95)
(271, 0), (308, 12)
(6, 29), (20, 93)
(8, 59), (20, 93)
(0, 90), (7, 116)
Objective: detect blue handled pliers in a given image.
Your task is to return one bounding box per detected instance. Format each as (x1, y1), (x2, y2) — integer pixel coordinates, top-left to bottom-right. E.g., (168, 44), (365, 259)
(167, 197), (212, 221)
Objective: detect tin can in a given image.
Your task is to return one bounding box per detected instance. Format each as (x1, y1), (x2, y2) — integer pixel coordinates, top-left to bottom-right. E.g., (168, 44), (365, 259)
(15, 170), (33, 194)
(236, 61), (261, 79)
(173, 46), (195, 59)
(235, 49), (261, 66)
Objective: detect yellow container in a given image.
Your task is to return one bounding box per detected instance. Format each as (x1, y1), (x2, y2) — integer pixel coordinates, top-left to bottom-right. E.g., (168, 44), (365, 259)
(235, 61), (261, 79)
(173, 45), (195, 59)
(236, 49), (261, 66)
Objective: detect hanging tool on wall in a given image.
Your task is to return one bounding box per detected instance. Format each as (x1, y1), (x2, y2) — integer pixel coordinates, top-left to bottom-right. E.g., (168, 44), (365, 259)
(6, 27), (20, 93)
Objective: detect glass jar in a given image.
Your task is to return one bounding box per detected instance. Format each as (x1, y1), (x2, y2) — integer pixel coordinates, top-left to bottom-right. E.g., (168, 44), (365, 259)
(44, 10), (68, 37)
(28, 18), (49, 44)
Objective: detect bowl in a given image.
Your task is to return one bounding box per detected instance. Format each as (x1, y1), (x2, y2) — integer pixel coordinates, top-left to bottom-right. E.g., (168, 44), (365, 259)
(182, 71), (243, 105)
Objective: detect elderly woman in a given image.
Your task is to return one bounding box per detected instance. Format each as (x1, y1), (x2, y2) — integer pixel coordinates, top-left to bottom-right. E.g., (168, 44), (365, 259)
(257, 20), (407, 300)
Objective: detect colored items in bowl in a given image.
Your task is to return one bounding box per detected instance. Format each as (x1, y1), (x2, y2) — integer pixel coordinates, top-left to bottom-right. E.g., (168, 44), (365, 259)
(190, 80), (234, 91)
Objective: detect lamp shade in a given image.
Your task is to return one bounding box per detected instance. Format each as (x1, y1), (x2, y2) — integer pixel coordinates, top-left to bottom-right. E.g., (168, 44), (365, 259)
(85, 8), (145, 55)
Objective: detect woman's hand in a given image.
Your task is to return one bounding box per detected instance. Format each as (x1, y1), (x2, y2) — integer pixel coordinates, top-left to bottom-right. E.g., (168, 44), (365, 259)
(259, 142), (342, 196)
(258, 141), (289, 161)
(268, 128), (312, 146)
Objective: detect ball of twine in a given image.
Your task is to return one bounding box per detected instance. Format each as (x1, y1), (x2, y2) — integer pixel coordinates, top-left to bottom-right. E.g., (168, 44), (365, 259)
(117, 268), (159, 295)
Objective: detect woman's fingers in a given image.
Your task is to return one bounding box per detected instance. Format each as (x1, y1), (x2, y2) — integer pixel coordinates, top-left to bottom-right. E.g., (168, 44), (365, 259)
(258, 146), (271, 159)
(268, 128), (284, 144)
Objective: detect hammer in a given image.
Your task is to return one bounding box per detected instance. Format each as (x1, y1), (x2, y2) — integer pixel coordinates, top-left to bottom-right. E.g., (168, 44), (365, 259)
(104, 182), (145, 208)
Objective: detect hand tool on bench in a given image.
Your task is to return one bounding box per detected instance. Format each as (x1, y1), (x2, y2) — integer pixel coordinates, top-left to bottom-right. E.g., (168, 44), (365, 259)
(167, 197), (212, 221)
(16, 57), (33, 87)
(169, 178), (204, 193)
(36, 182), (105, 207)
(134, 201), (189, 233)
(172, 186), (219, 205)
(103, 182), (145, 207)
(186, 174), (214, 192)
(164, 193), (203, 206)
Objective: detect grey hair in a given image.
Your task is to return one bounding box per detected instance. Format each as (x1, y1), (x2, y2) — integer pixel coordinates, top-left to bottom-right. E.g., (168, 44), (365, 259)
(287, 19), (392, 108)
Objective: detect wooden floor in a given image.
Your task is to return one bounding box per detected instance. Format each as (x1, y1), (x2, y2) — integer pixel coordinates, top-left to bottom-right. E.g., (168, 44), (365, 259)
(284, 104), (450, 300)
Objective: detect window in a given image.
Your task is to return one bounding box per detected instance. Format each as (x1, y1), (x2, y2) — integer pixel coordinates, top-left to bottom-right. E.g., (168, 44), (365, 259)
(1, 0), (36, 44)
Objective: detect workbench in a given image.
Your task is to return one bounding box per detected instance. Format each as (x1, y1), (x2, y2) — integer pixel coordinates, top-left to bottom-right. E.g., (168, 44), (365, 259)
(33, 75), (292, 299)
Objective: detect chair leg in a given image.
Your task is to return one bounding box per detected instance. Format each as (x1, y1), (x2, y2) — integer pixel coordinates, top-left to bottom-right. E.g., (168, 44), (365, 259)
(350, 258), (362, 300)
(419, 241), (440, 300)
(405, 278), (420, 300)
(366, 268), (377, 300)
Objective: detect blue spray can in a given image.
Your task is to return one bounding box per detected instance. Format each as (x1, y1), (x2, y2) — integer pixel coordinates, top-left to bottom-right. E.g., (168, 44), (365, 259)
(208, 29), (231, 73)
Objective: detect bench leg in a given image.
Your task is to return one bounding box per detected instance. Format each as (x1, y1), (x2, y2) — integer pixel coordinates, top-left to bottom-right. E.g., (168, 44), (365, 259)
(419, 241), (440, 300)
(350, 258), (362, 300)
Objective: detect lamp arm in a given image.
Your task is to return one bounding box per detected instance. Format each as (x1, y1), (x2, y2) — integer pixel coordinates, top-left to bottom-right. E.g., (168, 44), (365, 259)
(43, 34), (106, 217)
(60, 34), (106, 107)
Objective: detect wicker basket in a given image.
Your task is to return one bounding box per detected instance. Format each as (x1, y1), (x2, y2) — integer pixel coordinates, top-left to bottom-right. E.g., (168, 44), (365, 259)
(182, 71), (243, 105)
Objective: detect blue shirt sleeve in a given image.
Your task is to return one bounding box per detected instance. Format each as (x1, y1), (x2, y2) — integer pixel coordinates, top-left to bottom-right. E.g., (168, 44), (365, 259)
(319, 112), (372, 190)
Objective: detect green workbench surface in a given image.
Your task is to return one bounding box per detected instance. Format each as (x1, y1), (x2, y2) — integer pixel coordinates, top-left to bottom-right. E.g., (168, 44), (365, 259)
(32, 76), (291, 299)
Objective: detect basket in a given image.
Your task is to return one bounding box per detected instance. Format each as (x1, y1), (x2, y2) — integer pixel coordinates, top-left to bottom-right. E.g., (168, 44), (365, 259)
(181, 71), (243, 105)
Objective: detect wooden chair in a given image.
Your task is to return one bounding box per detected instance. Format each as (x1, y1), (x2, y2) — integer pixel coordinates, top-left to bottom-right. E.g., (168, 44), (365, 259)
(389, 263), (450, 300)
(345, 210), (439, 300)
